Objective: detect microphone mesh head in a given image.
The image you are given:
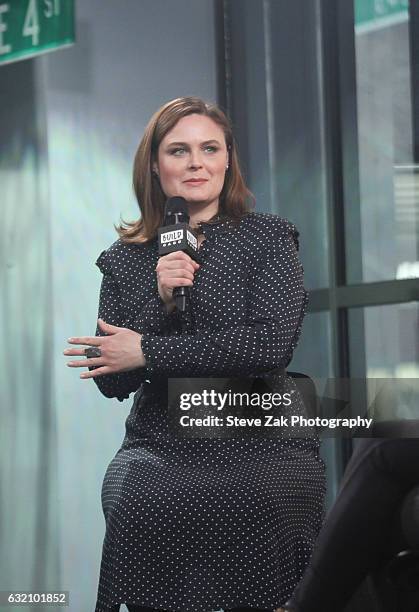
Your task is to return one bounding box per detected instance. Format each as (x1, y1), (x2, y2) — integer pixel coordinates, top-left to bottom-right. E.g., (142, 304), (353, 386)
(164, 197), (189, 223)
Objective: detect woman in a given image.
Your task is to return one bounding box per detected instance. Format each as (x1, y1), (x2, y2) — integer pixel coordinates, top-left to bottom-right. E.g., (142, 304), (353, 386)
(64, 96), (326, 612)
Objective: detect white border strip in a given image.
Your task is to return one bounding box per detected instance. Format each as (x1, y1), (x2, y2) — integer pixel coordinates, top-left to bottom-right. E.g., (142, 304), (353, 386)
(0, 41), (74, 67)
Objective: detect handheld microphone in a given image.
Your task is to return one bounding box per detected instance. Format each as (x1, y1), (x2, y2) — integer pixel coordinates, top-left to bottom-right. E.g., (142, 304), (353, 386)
(158, 197), (199, 312)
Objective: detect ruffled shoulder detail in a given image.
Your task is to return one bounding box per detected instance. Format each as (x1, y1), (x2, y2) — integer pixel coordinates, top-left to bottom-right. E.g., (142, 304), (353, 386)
(95, 249), (112, 274)
(247, 212), (301, 252)
(277, 218), (300, 252)
(285, 221), (300, 251)
(95, 239), (125, 274)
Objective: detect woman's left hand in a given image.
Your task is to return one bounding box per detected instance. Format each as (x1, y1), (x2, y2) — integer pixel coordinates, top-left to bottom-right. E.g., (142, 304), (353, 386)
(63, 318), (146, 379)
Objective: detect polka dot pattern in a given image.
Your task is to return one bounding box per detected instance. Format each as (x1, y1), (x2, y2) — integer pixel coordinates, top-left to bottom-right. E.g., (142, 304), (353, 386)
(92, 212), (326, 612)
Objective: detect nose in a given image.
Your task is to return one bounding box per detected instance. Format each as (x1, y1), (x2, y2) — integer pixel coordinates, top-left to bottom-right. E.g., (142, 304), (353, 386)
(188, 149), (203, 169)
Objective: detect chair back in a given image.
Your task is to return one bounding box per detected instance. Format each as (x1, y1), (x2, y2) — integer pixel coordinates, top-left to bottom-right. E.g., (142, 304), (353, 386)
(287, 371), (318, 419)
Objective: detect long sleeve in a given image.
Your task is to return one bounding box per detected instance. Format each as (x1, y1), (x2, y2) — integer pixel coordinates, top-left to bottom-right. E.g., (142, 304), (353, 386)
(89, 270), (147, 402)
(140, 222), (309, 378)
(90, 249), (178, 402)
(95, 249), (181, 336)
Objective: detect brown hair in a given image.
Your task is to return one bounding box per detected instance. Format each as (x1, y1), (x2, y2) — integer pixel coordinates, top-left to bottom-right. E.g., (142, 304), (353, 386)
(115, 96), (255, 243)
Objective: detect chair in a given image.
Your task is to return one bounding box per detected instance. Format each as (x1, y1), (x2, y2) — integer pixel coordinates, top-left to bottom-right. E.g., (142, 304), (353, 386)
(359, 421), (419, 612)
(282, 376), (419, 612)
(287, 371), (318, 419)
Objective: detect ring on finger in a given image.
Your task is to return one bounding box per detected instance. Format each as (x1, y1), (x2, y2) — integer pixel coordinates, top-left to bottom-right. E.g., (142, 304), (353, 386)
(84, 346), (102, 358)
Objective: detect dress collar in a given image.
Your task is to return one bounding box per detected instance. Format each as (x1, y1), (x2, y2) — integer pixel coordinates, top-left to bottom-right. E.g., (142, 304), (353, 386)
(149, 214), (244, 252)
(195, 216), (239, 239)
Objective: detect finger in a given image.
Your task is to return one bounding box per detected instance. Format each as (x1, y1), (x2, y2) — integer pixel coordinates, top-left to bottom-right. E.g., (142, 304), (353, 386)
(161, 265), (196, 277)
(66, 357), (103, 368)
(159, 251), (192, 263)
(80, 365), (112, 379)
(63, 348), (91, 357)
(165, 270), (195, 282)
(165, 277), (194, 288)
(67, 336), (102, 346)
(157, 261), (197, 276)
(158, 252), (199, 269)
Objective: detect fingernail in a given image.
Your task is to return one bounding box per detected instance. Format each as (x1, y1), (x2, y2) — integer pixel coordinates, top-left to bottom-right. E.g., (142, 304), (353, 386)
(80, 373), (87, 378)
(68, 338), (74, 342)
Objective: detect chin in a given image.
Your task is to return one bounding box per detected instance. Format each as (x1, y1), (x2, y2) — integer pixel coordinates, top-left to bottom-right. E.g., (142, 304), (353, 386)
(188, 200), (215, 209)
(183, 195), (210, 204)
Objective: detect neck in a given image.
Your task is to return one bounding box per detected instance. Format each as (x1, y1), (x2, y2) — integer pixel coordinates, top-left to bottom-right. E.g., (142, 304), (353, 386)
(188, 201), (219, 229)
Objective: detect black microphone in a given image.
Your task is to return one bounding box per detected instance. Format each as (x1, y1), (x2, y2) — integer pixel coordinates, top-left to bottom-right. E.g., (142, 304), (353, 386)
(157, 196), (199, 312)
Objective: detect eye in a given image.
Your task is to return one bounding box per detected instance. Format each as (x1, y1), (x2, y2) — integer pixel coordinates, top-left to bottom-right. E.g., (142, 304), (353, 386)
(169, 147), (186, 155)
(204, 145), (218, 153)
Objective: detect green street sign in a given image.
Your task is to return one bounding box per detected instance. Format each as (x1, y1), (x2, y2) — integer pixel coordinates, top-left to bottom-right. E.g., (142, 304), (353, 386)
(355, 0), (408, 31)
(0, 0), (74, 66)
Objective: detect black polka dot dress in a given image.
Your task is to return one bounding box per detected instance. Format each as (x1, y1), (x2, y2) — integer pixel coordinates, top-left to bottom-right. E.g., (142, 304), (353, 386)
(92, 212), (326, 612)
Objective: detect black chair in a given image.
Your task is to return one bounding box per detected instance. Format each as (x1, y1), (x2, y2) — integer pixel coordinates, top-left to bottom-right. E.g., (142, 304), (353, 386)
(287, 371), (319, 419)
(283, 376), (419, 612)
(359, 421), (419, 612)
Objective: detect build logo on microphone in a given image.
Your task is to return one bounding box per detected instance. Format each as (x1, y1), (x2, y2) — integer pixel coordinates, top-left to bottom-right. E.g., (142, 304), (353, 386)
(160, 229), (184, 246)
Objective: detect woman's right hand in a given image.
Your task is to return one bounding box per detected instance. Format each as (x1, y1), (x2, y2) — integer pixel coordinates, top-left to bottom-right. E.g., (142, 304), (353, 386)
(155, 251), (200, 313)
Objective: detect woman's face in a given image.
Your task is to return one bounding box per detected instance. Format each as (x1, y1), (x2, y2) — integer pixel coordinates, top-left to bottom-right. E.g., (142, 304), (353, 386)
(154, 114), (229, 211)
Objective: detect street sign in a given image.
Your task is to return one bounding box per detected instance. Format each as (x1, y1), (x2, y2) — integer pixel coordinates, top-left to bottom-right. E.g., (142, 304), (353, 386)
(0, 0), (74, 66)
(355, 0), (408, 32)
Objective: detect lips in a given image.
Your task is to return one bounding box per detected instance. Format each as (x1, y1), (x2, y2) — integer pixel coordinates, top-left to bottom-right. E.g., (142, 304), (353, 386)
(184, 179), (208, 183)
